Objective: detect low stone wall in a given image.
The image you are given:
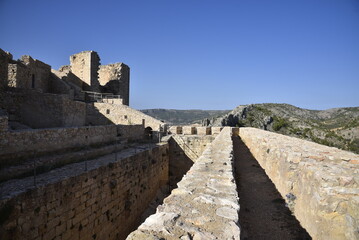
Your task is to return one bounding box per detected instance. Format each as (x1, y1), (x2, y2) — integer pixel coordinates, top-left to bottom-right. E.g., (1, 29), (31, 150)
(86, 102), (164, 131)
(238, 127), (359, 240)
(0, 124), (144, 166)
(0, 144), (169, 240)
(169, 126), (223, 136)
(127, 127), (240, 239)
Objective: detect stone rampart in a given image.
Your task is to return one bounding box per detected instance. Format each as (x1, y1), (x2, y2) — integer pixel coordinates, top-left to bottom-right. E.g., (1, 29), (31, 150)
(70, 51), (100, 92)
(127, 127), (240, 239)
(99, 63), (130, 105)
(86, 102), (164, 131)
(0, 48), (12, 88)
(0, 90), (86, 128)
(0, 144), (169, 240)
(238, 127), (359, 240)
(0, 124), (144, 166)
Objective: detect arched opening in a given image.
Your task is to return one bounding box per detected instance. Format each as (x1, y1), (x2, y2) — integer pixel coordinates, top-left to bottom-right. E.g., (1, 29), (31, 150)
(145, 127), (153, 140)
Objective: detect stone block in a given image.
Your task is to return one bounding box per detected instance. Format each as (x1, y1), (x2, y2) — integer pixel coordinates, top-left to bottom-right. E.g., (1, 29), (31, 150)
(182, 126), (196, 135)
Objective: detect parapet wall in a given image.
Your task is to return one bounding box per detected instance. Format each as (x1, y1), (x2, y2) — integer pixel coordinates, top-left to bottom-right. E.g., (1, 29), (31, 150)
(0, 144), (169, 240)
(0, 124), (144, 166)
(127, 127), (240, 239)
(238, 127), (359, 240)
(87, 102), (164, 131)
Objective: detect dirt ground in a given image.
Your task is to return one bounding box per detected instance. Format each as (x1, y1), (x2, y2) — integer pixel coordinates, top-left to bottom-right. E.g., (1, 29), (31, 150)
(233, 136), (311, 240)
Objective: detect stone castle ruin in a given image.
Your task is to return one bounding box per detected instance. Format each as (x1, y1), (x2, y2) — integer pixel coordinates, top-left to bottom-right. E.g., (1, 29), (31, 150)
(0, 49), (358, 240)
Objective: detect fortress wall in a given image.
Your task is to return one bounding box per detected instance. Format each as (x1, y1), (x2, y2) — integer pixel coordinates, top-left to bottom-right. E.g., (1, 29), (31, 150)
(168, 135), (215, 189)
(0, 90), (86, 128)
(99, 63), (130, 106)
(86, 102), (164, 131)
(70, 51), (100, 92)
(19, 56), (52, 92)
(0, 125), (118, 164)
(1, 119), (145, 166)
(0, 144), (169, 240)
(0, 49), (12, 88)
(238, 127), (359, 240)
(127, 127), (240, 240)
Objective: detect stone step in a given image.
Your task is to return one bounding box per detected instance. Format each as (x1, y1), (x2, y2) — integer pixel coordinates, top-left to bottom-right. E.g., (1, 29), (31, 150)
(0, 140), (128, 183)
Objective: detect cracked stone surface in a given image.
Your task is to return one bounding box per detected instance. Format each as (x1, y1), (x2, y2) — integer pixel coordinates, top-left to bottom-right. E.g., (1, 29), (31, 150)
(126, 127), (240, 240)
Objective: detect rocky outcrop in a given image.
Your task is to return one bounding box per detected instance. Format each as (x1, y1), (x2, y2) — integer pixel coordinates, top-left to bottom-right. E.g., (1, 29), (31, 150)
(207, 103), (359, 154)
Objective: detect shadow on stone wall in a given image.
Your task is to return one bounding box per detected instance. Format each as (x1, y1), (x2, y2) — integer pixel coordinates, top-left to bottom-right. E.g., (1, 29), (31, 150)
(232, 136), (311, 240)
(168, 137), (194, 190)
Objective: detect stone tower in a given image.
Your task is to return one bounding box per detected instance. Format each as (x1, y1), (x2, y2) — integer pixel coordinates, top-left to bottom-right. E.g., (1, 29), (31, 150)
(98, 63), (130, 106)
(70, 51), (100, 92)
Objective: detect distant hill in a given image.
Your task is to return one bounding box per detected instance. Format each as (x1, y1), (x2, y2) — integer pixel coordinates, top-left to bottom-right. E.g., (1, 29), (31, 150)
(140, 109), (230, 125)
(204, 103), (359, 154)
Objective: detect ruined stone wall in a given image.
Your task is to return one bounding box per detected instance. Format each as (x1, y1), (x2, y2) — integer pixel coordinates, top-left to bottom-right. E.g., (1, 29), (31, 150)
(0, 144), (169, 240)
(49, 70), (73, 96)
(127, 127), (240, 240)
(0, 90), (86, 128)
(19, 55), (51, 92)
(70, 51), (100, 92)
(238, 127), (359, 240)
(0, 48), (12, 89)
(86, 102), (164, 131)
(7, 63), (30, 88)
(99, 63), (130, 105)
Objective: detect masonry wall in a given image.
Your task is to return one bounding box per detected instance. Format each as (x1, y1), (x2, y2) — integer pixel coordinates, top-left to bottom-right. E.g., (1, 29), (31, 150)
(70, 51), (100, 92)
(0, 90), (86, 128)
(19, 55), (51, 92)
(238, 127), (359, 240)
(86, 102), (164, 131)
(99, 63), (130, 105)
(0, 125), (119, 164)
(0, 48), (11, 89)
(127, 127), (240, 240)
(0, 144), (169, 240)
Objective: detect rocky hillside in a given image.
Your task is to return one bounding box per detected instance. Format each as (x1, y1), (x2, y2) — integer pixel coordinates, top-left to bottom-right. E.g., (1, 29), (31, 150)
(140, 109), (230, 125)
(204, 103), (359, 154)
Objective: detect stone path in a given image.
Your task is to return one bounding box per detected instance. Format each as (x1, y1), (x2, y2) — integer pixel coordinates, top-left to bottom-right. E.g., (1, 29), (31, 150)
(126, 127), (240, 240)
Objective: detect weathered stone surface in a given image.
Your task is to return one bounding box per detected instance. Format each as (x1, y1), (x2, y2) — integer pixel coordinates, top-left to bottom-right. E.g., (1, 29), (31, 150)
(126, 127), (240, 240)
(238, 127), (359, 240)
(0, 143), (169, 240)
(99, 63), (130, 105)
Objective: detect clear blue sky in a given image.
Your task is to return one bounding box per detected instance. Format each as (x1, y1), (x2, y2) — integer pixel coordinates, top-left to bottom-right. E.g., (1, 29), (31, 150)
(1, 0), (358, 110)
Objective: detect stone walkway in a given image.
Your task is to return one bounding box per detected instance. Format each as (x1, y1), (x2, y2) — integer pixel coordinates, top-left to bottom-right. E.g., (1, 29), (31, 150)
(127, 127), (240, 240)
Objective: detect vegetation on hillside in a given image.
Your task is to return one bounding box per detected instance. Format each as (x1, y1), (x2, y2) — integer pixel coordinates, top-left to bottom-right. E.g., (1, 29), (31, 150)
(140, 109), (230, 125)
(207, 104), (359, 154)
